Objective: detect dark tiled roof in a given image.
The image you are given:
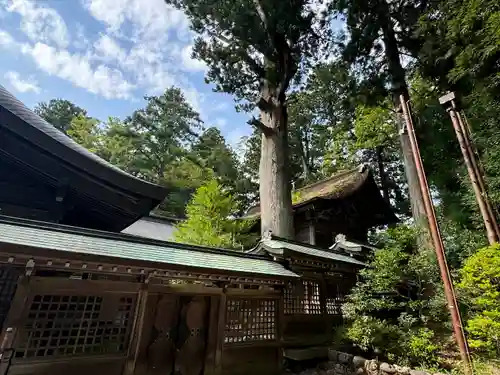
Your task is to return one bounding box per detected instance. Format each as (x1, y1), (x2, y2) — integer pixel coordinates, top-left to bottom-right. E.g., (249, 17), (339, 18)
(0, 85), (166, 201)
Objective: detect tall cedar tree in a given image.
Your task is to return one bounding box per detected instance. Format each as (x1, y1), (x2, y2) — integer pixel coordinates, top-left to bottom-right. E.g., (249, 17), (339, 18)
(165, 0), (328, 238)
(332, 0), (431, 228)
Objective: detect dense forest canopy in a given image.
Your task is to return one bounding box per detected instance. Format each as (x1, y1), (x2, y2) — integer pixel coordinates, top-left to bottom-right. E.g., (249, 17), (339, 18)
(32, 0), (500, 368)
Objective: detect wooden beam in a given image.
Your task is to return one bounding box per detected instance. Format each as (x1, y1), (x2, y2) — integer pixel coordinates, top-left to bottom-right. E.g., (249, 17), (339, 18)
(214, 292), (227, 375)
(123, 281), (149, 375)
(203, 296), (220, 375)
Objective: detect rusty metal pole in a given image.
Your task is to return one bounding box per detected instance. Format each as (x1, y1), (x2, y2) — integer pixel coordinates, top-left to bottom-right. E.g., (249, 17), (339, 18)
(439, 92), (500, 244)
(399, 94), (472, 375)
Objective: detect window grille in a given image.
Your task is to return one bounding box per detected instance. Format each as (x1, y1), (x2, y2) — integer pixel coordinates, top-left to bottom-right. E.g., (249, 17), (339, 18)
(284, 280), (322, 315)
(0, 266), (20, 330)
(15, 294), (135, 359)
(224, 298), (276, 344)
(325, 282), (345, 316)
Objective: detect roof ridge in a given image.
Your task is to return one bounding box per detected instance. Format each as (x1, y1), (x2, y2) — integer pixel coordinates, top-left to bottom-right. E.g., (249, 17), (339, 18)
(294, 164), (368, 194)
(262, 236), (366, 266)
(0, 215), (269, 261)
(245, 165), (370, 216)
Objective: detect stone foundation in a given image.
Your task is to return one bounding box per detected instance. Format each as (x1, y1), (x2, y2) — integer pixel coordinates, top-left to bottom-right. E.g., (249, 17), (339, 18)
(289, 349), (440, 375)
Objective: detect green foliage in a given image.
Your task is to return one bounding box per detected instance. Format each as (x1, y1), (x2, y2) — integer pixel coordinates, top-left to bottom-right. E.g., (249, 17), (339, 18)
(166, 0), (328, 106)
(67, 115), (101, 153)
(123, 87), (202, 182)
(174, 180), (257, 249)
(458, 245), (500, 357)
(407, 328), (440, 366)
(343, 224), (446, 366)
(34, 99), (88, 133)
(418, 0), (500, 95)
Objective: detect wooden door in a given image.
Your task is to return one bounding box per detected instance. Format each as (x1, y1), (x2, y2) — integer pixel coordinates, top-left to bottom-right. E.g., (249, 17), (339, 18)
(174, 296), (209, 375)
(146, 295), (179, 375)
(145, 295), (209, 375)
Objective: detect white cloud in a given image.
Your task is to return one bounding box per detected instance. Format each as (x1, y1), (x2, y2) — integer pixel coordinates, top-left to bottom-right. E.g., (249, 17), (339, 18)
(23, 42), (134, 99)
(4, 71), (40, 93)
(94, 34), (126, 63)
(4, 0), (69, 47)
(0, 29), (14, 46)
(82, 0), (189, 43)
(181, 44), (206, 72)
(73, 23), (91, 50)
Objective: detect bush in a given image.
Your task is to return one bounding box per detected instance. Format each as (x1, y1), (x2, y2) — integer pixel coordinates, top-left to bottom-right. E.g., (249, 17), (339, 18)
(458, 244), (500, 357)
(343, 224), (446, 366)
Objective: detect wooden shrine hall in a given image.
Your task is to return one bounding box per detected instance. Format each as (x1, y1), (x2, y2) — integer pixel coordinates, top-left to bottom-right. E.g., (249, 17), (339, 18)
(0, 85), (395, 375)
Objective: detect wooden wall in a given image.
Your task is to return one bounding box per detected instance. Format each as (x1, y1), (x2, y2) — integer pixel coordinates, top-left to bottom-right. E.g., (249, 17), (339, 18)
(0, 271), (355, 375)
(0, 276), (286, 375)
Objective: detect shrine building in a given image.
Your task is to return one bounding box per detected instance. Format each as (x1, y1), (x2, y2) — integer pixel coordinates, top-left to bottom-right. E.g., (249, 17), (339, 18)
(0, 85), (395, 375)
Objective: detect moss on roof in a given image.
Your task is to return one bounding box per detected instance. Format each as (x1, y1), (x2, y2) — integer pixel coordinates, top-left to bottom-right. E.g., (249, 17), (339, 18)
(246, 165), (370, 217)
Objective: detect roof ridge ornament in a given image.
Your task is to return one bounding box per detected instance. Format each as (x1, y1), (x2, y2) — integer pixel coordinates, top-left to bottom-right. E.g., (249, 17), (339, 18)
(262, 230), (273, 241)
(335, 233), (347, 243)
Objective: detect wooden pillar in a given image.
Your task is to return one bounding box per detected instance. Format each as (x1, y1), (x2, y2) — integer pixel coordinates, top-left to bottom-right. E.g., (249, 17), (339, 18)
(319, 275), (329, 342)
(306, 210), (316, 246)
(123, 282), (149, 375)
(277, 291), (285, 373)
(203, 296), (220, 375)
(214, 292), (227, 375)
(0, 275), (30, 375)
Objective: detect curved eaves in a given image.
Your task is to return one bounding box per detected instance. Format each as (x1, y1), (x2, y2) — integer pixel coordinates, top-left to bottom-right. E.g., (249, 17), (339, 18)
(0, 85), (166, 202)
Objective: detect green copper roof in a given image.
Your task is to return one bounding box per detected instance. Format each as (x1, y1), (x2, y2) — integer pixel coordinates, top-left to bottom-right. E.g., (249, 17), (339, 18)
(0, 217), (298, 279)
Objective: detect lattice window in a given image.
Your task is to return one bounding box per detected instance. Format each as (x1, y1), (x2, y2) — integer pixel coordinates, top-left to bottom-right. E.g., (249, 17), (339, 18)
(224, 298), (276, 344)
(284, 280), (322, 315)
(15, 294), (135, 359)
(325, 282), (345, 316)
(0, 266), (20, 330)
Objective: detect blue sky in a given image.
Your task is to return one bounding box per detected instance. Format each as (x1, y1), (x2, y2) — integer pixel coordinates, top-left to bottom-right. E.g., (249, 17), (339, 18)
(0, 0), (253, 147)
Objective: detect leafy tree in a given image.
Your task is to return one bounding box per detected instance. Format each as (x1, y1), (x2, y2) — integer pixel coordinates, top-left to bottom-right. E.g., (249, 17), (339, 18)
(165, 0), (329, 238)
(343, 225), (448, 365)
(174, 180), (257, 249)
(157, 158), (215, 218)
(331, 0), (432, 228)
(417, 0), (500, 96)
(66, 115), (102, 153)
(34, 99), (87, 133)
(99, 118), (138, 173)
(458, 244), (500, 357)
(123, 87), (202, 183)
(191, 127), (256, 210)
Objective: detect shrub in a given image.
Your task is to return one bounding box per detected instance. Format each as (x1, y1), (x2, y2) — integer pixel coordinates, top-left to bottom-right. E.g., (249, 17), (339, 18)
(343, 224), (445, 366)
(458, 244), (500, 357)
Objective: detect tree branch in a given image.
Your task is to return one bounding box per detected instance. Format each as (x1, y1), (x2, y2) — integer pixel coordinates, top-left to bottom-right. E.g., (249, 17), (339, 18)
(256, 96), (274, 111)
(248, 117), (275, 136)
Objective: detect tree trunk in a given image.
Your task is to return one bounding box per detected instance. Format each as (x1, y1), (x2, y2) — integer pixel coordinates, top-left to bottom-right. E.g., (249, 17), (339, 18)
(379, 8), (428, 230)
(259, 85), (294, 239)
(376, 146), (391, 206)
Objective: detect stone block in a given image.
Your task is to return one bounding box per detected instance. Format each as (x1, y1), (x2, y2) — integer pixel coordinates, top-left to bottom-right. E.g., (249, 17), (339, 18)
(338, 352), (354, 365)
(353, 356), (366, 369)
(328, 349), (339, 362)
(380, 362), (397, 374)
(409, 370), (429, 375)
